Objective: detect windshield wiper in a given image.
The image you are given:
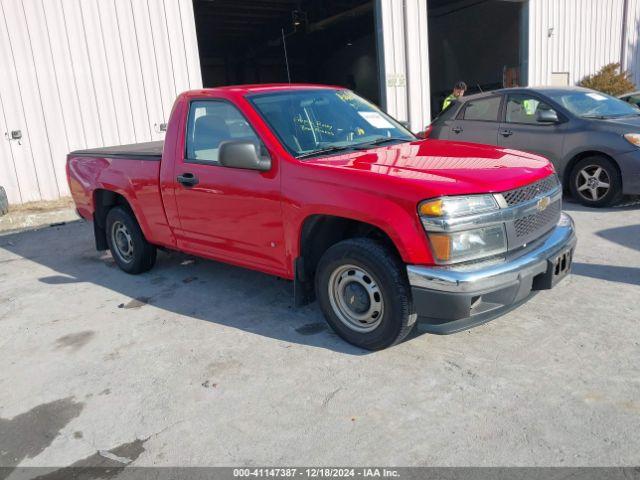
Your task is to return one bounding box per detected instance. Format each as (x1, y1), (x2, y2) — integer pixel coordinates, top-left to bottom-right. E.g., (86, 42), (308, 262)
(583, 113), (631, 119)
(296, 145), (353, 159)
(352, 137), (411, 149)
(296, 137), (411, 159)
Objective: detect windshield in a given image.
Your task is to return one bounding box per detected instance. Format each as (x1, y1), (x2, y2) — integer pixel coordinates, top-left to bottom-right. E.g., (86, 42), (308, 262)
(547, 90), (640, 118)
(248, 89), (415, 158)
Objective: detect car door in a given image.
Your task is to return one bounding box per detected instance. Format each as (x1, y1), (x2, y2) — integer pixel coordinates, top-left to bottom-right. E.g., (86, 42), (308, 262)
(448, 94), (502, 145)
(172, 99), (287, 275)
(497, 93), (566, 164)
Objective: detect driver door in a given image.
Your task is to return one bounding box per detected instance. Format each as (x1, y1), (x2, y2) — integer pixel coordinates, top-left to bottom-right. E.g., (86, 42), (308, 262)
(497, 93), (566, 165)
(172, 99), (287, 275)
(448, 94), (502, 145)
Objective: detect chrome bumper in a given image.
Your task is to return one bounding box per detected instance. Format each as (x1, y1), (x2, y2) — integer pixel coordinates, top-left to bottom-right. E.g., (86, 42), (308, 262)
(407, 212), (577, 294)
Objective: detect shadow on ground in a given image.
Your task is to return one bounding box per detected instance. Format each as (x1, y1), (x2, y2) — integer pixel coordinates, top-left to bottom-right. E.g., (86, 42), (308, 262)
(0, 398), (83, 478)
(571, 262), (640, 287)
(596, 224), (640, 253)
(562, 196), (640, 213)
(0, 220), (404, 355)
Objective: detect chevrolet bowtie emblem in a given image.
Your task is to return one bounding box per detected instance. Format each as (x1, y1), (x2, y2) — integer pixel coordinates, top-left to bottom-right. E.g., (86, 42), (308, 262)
(537, 196), (551, 212)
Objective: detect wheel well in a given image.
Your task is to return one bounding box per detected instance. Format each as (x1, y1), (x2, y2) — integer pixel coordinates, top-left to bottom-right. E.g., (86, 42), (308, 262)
(92, 189), (132, 250)
(294, 215), (401, 305)
(563, 151), (621, 190)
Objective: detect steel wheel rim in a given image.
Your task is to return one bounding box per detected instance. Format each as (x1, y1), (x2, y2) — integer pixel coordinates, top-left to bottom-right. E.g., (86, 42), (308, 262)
(576, 164), (611, 201)
(111, 221), (134, 264)
(328, 264), (384, 333)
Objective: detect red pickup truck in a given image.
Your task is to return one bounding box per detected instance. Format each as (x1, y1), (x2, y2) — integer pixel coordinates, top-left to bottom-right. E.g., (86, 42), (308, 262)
(67, 84), (576, 350)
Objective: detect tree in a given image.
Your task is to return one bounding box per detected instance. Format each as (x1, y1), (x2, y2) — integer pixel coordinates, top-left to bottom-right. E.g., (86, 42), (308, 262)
(578, 63), (636, 96)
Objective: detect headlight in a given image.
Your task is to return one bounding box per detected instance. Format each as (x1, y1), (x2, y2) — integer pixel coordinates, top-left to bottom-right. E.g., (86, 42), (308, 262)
(427, 225), (507, 263)
(419, 195), (498, 218)
(624, 133), (640, 147)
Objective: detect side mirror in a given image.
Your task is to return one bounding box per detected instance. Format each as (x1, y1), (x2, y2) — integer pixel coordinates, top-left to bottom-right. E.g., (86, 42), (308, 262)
(536, 109), (559, 124)
(219, 141), (271, 172)
(416, 124), (433, 139)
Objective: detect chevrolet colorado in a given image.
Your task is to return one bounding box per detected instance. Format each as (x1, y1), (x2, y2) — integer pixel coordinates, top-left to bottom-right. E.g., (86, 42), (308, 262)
(67, 84), (576, 350)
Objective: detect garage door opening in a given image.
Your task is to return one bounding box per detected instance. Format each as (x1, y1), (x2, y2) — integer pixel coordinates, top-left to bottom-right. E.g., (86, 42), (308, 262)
(428, 0), (528, 116)
(193, 0), (381, 104)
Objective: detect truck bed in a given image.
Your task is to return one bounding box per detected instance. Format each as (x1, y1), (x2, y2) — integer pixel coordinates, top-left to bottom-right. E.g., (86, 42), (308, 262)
(70, 141), (163, 161)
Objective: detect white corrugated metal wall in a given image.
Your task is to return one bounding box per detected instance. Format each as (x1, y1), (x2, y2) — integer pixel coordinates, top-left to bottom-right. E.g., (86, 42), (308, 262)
(0, 0), (202, 205)
(376, 0), (431, 131)
(622, 0), (640, 86)
(527, 0), (640, 88)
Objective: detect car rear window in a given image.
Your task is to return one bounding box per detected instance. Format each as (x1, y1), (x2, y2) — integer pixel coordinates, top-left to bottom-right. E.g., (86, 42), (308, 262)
(462, 96), (502, 122)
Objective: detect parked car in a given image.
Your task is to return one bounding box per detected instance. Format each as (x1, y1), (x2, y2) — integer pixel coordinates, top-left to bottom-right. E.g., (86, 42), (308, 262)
(426, 86), (640, 207)
(618, 90), (640, 108)
(67, 84), (576, 350)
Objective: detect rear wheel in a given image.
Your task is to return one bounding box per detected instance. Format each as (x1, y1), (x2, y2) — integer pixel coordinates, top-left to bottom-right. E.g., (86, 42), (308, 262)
(105, 206), (156, 274)
(569, 156), (622, 207)
(315, 238), (416, 350)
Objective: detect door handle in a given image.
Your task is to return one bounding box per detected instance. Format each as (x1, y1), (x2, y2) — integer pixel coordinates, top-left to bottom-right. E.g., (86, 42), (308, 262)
(452, 126), (463, 134)
(500, 129), (514, 137)
(177, 173), (198, 187)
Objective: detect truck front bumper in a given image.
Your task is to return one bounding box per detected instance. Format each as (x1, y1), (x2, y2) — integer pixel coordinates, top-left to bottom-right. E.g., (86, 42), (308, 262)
(407, 212), (577, 334)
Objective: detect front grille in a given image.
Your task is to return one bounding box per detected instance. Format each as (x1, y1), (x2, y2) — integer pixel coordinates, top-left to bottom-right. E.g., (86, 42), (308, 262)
(502, 174), (560, 207)
(514, 201), (561, 238)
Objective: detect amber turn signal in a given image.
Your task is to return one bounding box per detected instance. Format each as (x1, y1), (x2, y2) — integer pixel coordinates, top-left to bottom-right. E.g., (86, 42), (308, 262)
(419, 199), (443, 217)
(428, 233), (451, 262)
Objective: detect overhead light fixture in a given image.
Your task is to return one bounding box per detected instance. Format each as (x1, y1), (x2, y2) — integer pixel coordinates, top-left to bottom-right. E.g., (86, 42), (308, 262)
(292, 9), (306, 28)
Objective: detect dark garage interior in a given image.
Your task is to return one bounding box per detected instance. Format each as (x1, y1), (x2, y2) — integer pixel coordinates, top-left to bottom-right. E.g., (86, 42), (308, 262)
(192, 0), (528, 119)
(427, 0), (527, 115)
(192, 0), (381, 104)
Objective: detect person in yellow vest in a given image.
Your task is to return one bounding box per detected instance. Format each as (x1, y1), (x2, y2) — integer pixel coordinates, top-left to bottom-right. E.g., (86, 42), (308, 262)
(442, 81), (467, 111)
(522, 98), (539, 116)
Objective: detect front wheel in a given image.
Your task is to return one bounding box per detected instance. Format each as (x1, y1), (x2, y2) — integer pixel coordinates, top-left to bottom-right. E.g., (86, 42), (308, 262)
(105, 206), (157, 274)
(569, 156), (622, 207)
(315, 238), (416, 350)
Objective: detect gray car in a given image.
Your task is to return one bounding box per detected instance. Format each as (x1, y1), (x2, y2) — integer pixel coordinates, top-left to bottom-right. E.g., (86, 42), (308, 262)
(428, 86), (640, 207)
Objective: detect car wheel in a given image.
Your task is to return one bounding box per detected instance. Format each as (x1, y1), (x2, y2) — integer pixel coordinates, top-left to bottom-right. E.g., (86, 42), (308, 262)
(0, 186), (8, 216)
(315, 238), (417, 350)
(105, 206), (157, 274)
(569, 156), (622, 207)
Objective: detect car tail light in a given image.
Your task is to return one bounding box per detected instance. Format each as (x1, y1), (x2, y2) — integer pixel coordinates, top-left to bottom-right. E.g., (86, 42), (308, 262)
(418, 124), (433, 138)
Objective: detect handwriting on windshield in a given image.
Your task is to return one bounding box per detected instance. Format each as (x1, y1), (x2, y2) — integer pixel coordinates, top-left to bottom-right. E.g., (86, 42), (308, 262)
(293, 115), (335, 136)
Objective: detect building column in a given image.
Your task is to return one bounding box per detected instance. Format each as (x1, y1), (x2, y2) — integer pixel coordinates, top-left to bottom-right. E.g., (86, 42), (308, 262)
(375, 0), (431, 130)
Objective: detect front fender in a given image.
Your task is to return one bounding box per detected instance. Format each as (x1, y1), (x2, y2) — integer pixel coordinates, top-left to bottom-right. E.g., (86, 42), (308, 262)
(283, 186), (434, 274)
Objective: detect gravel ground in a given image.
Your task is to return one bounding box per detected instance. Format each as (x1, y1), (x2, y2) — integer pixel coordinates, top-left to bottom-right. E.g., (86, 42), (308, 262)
(0, 197), (77, 234)
(0, 199), (638, 470)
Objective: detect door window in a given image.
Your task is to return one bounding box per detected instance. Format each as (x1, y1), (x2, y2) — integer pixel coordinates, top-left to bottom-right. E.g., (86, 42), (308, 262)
(623, 94), (640, 107)
(505, 94), (557, 124)
(461, 96), (502, 122)
(186, 101), (260, 163)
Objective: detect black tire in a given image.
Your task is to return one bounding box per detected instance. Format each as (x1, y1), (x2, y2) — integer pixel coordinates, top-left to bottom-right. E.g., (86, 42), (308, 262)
(315, 238), (416, 350)
(569, 156), (623, 207)
(105, 206), (156, 274)
(0, 186), (8, 216)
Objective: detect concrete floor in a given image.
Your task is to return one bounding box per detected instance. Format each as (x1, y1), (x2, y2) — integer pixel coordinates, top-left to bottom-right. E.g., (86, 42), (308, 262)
(0, 199), (639, 469)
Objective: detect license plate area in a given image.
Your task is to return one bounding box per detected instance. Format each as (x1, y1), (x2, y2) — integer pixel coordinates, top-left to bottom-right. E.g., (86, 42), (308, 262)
(532, 248), (573, 290)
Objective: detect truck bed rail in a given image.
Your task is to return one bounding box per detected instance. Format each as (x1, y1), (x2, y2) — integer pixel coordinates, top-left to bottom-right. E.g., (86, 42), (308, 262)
(69, 141), (164, 161)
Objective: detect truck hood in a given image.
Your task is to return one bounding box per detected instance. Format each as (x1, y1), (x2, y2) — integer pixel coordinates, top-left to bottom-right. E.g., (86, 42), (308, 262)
(305, 139), (555, 195)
